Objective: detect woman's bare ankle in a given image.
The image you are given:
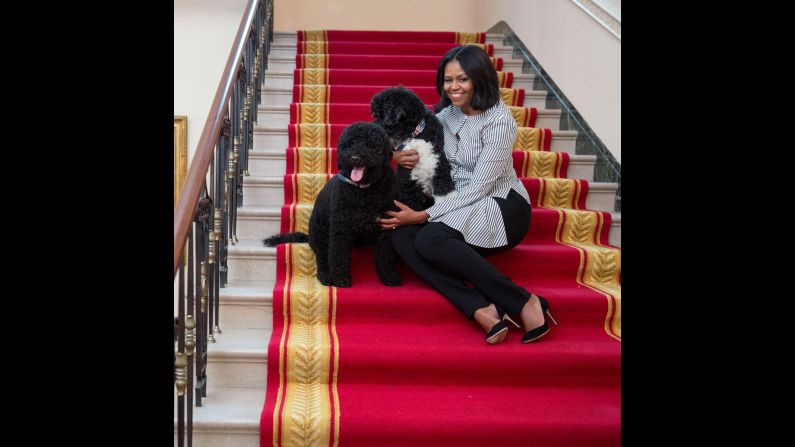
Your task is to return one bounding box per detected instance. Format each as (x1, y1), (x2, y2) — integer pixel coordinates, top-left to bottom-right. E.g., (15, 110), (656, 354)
(520, 295), (544, 331)
(473, 304), (500, 332)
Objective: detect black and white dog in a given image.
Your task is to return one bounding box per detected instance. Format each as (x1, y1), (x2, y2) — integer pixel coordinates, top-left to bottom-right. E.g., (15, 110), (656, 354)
(263, 122), (401, 288)
(371, 86), (456, 211)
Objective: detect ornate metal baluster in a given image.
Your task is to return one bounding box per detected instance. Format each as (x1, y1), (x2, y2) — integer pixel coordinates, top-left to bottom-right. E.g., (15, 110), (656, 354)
(185, 223), (195, 446)
(175, 256), (186, 446)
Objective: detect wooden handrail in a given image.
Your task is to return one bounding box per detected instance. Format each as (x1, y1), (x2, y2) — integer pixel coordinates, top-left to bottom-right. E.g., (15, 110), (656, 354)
(174, 0), (260, 275)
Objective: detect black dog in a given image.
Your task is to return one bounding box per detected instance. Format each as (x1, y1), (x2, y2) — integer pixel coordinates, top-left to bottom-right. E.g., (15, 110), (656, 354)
(263, 122), (401, 288)
(371, 86), (456, 211)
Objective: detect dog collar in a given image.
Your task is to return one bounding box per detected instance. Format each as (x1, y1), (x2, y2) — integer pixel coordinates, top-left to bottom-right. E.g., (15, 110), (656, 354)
(393, 119), (426, 151)
(336, 173), (371, 189)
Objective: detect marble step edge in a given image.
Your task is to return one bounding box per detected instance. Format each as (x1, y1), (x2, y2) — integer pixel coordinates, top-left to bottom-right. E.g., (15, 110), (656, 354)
(241, 169), (612, 190)
(220, 289), (274, 306)
(260, 87), (547, 100)
(263, 71), (535, 81)
(266, 55), (523, 68)
(237, 203), (619, 227)
(271, 32), (504, 43)
(174, 386), (264, 429)
(253, 124), (572, 137)
(257, 104), (561, 118)
(269, 41), (515, 53)
(178, 420), (258, 434)
(248, 148), (596, 165)
(240, 175), (616, 194)
(260, 85), (549, 100)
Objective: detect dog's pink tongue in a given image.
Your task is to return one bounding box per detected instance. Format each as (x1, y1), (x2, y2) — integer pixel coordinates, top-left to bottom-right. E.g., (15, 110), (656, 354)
(351, 166), (365, 182)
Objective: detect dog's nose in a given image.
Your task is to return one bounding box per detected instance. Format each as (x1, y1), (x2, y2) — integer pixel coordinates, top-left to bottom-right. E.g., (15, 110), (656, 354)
(350, 156), (362, 164)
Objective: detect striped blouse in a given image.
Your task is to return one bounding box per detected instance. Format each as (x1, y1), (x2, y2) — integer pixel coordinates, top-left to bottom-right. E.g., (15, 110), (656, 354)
(425, 100), (531, 248)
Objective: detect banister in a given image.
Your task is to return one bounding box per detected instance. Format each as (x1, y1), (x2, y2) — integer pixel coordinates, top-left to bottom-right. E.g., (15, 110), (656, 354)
(174, 0), (261, 275)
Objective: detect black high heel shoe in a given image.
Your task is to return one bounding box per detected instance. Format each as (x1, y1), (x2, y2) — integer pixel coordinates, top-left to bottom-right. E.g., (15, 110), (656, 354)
(521, 295), (558, 343)
(495, 304), (521, 329)
(485, 320), (508, 344)
(482, 304), (509, 344)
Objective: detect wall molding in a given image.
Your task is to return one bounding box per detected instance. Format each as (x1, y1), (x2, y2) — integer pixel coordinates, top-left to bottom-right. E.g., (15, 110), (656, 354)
(571, 0), (621, 40)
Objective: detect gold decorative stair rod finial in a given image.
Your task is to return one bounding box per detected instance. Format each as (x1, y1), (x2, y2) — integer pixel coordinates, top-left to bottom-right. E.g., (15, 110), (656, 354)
(214, 208), (222, 242)
(184, 315), (196, 356)
(209, 208), (222, 263)
(175, 352), (187, 396)
(230, 146), (239, 244)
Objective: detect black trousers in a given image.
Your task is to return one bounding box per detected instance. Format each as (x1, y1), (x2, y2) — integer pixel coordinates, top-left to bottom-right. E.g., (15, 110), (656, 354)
(392, 189), (533, 319)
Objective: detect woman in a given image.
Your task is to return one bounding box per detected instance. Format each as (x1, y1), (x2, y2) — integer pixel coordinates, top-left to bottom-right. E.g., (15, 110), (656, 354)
(378, 45), (556, 344)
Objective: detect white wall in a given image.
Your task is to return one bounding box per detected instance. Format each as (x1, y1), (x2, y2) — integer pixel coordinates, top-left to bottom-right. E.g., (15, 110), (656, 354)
(275, 0), (482, 33)
(476, 0), (621, 162)
(174, 0), (249, 166)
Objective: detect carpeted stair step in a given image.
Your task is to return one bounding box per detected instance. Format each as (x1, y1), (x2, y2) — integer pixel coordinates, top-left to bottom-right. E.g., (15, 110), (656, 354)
(292, 68), (515, 87)
(255, 103), (560, 130)
(272, 31), (511, 46)
(270, 41), (494, 59)
(236, 205), (620, 248)
(254, 123), (575, 153)
(298, 41), (495, 56)
(261, 85), (542, 108)
(270, 174), (617, 213)
(276, 210), (618, 269)
(264, 69), (536, 93)
(295, 320), (619, 388)
(267, 55), (523, 73)
(297, 30), (487, 43)
(251, 147), (594, 181)
(271, 31), (511, 48)
(294, 54), (505, 70)
(318, 383), (620, 447)
(231, 208), (618, 286)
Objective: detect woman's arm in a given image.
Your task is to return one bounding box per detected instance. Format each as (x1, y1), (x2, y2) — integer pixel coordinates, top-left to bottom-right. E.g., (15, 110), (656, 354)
(392, 148), (418, 169)
(378, 200), (429, 229)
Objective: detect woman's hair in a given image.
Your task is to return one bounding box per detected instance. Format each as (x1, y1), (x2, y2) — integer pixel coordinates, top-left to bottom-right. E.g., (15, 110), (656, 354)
(434, 45), (501, 113)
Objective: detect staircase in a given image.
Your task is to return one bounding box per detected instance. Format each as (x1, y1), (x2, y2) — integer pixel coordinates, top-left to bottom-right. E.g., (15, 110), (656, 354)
(179, 31), (620, 446)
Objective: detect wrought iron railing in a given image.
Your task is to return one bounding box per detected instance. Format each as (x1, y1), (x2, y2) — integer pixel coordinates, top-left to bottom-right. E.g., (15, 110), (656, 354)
(488, 21), (621, 212)
(173, 1), (272, 445)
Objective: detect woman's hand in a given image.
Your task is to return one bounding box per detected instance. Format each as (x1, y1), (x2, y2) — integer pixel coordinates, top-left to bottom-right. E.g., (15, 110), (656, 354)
(392, 149), (419, 169)
(378, 200), (429, 230)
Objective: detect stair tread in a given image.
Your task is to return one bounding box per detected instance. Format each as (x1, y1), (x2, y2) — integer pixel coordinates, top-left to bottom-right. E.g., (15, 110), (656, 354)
(221, 280), (276, 297)
(254, 125), (577, 135)
(243, 173), (617, 189)
(208, 328), (270, 353)
(261, 86), (549, 96)
(259, 104), (561, 115)
(177, 386), (265, 426)
(249, 148), (595, 160)
(236, 205), (281, 215)
(228, 240), (278, 255)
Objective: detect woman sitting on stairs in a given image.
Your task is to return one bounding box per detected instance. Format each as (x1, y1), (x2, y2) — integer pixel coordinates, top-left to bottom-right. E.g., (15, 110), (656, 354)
(378, 45), (556, 344)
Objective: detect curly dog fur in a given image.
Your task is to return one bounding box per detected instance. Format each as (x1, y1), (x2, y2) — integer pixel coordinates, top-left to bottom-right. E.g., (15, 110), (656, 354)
(263, 122), (401, 288)
(371, 86), (456, 211)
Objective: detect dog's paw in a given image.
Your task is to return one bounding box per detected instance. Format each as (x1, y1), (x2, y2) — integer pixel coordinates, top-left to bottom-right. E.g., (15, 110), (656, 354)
(379, 274), (402, 287)
(331, 276), (352, 288)
(317, 272), (333, 286)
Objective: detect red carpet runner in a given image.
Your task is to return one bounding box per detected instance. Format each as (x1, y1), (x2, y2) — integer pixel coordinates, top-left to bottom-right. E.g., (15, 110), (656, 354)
(262, 30), (621, 446)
